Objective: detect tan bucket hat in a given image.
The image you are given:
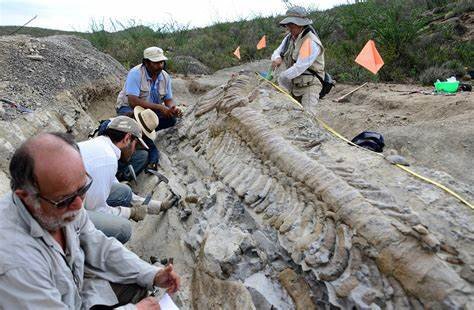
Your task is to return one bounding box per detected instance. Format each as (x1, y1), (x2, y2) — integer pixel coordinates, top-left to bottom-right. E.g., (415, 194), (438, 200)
(279, 6), (313, 26)
(143, 46), (168, 62)
(133, 106), (158, 140)
(107, 116), (149, 149)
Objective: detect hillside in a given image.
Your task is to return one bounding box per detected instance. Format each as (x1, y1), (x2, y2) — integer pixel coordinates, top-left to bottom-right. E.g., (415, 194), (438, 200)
(1, 0), (473, 84)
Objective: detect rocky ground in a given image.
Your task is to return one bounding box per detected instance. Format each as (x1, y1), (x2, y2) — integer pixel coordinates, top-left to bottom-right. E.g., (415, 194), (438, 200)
(0, 35), (473, 309)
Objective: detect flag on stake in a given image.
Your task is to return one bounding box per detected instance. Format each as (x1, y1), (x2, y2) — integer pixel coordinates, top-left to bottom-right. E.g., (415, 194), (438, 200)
(355, 40), (384, 74)
(256, 35), (266, 50)
(299, 38), (312, 59)
(233, 46), (241, 60)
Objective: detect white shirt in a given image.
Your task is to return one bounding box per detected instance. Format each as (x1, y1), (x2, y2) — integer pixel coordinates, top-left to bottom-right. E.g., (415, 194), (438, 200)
(271, 34), (321, 90)
(79, 136), (131, 219)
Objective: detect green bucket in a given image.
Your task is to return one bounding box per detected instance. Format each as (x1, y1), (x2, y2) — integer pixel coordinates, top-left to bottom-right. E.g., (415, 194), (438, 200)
(434, 81), (459, 93)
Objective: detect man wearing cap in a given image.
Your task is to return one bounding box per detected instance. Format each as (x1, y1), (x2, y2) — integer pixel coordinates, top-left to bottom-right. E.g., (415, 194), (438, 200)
(96, 106), (161, 181)
(271, 6), (326, 109)
(0, 132), (180, 308)
(116, 46), (183, 130)
(79, 116), (178, 243)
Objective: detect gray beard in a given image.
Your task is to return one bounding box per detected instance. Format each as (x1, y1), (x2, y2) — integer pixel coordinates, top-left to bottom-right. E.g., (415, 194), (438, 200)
(32, 200), (80, 231)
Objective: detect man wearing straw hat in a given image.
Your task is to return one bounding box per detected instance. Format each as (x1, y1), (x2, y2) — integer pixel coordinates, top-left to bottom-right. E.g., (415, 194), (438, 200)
(116, 46), (183, 130)
(271, 6), (326, 109)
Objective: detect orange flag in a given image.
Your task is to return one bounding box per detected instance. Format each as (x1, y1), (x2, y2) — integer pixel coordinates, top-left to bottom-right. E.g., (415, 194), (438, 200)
(256, 35), (266, 50)
(233, 46), (241, 60)
(355, 40), (384, 74)
(299, 38), (312, 59)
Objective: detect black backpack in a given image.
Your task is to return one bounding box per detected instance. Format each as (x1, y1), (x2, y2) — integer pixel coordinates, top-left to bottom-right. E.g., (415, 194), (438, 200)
(280, 26), (335, 99)
(88, 119), (111, 138)
(351, 131), (385, 153)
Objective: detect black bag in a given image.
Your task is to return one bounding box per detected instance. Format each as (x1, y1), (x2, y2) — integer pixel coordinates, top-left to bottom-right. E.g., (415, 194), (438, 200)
(313, 71), (336, 99)
(351, 131), (385, 153)
(88, 119), (110, 138)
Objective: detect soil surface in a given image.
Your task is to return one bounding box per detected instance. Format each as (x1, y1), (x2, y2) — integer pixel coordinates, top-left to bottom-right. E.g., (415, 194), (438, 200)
(318, 82), (474, 187)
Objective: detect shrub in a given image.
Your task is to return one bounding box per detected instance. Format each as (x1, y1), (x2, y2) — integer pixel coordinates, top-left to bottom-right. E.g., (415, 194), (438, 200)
(79, 0), (468, 84)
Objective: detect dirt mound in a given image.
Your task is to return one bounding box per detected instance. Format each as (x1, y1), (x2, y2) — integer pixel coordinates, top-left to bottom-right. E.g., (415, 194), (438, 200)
(0, 34), (126, 192)
(318, 83), (474, 187)
(0, 35), (125, 118)
(173, 55), (211, 75)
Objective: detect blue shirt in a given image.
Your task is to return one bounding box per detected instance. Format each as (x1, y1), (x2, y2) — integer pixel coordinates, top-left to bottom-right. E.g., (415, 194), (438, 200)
(125, 66), (173, 104)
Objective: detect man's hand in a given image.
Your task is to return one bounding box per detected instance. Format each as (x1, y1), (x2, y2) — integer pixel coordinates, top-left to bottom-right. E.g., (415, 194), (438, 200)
(169, 106), (183, 118)
(271, 57), (282, 69)
(130, 205), (147, 221)
(159, 106), (174, 119)
(136, 296), (160, 310)
(154, 264), (180, 294)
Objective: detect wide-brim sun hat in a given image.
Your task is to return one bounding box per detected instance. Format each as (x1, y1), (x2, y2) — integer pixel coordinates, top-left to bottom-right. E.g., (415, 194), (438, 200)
(143, 46), (168, 62)
(279, 6), (313, 26)
(133, 106), (158, 141)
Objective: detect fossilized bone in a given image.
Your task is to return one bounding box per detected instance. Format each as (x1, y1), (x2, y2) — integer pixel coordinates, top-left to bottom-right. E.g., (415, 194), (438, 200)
(184, 73), (473, 308)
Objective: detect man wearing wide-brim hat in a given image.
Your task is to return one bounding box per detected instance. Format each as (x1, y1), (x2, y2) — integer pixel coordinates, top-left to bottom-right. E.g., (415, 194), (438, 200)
(271, 6), (326, 110)
(116, 46), (183, 130)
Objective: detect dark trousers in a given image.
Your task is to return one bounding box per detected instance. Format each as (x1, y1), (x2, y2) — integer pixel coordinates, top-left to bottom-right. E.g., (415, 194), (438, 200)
(117, 105), (176, 130)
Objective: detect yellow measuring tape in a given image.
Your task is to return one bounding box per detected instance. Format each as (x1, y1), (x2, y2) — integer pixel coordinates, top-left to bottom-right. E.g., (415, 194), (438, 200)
(256, 72), (473, 210)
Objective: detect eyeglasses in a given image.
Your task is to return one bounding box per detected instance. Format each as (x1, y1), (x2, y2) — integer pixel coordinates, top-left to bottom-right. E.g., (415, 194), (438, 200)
(37, 174), (93, 209)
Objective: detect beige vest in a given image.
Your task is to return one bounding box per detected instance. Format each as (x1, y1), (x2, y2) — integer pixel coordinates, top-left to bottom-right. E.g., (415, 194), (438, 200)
(116, 64), (170, 109)
(283, 30), (325, 90)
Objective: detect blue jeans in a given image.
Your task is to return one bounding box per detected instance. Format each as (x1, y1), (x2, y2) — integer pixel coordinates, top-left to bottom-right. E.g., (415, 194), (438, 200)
(116, 149), (149, 182)
(88, 183), (133, 244)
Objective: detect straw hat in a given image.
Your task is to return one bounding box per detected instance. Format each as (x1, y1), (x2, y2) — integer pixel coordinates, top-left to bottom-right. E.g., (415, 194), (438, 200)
(133, 106), (159, 140)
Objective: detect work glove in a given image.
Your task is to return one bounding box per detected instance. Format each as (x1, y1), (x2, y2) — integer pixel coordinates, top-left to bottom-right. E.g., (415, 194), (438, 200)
(160, 194), (180, 211)
(146, 199), (162, 215)
(146, 194), (180, 215)
(130, 205), (147, 221)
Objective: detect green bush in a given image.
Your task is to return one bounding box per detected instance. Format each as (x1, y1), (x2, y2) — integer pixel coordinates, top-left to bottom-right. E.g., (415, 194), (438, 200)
(79, 0), (469, 84)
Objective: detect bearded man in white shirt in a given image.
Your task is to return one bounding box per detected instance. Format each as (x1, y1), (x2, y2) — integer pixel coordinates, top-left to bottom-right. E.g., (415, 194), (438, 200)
(0, 132), (180, 309)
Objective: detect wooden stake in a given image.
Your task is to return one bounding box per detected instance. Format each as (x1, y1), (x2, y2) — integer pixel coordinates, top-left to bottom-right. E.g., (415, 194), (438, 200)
(334, 82), (368, 102)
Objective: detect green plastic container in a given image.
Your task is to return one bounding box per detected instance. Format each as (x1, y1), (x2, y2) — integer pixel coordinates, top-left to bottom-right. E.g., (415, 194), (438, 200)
(434, 81), (459, 93)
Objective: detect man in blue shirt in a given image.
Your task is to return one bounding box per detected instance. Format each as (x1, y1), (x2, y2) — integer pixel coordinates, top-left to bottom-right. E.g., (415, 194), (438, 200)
(116, 46), (183, 130)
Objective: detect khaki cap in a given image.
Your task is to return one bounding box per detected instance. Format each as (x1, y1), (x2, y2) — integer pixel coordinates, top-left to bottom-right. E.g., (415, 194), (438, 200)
(107, 116), (149, 149)
(143, 46), (168, 62)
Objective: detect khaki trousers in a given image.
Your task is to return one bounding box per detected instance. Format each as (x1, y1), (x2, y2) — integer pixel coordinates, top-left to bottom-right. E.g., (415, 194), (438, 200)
(292, 82), (321, 112)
